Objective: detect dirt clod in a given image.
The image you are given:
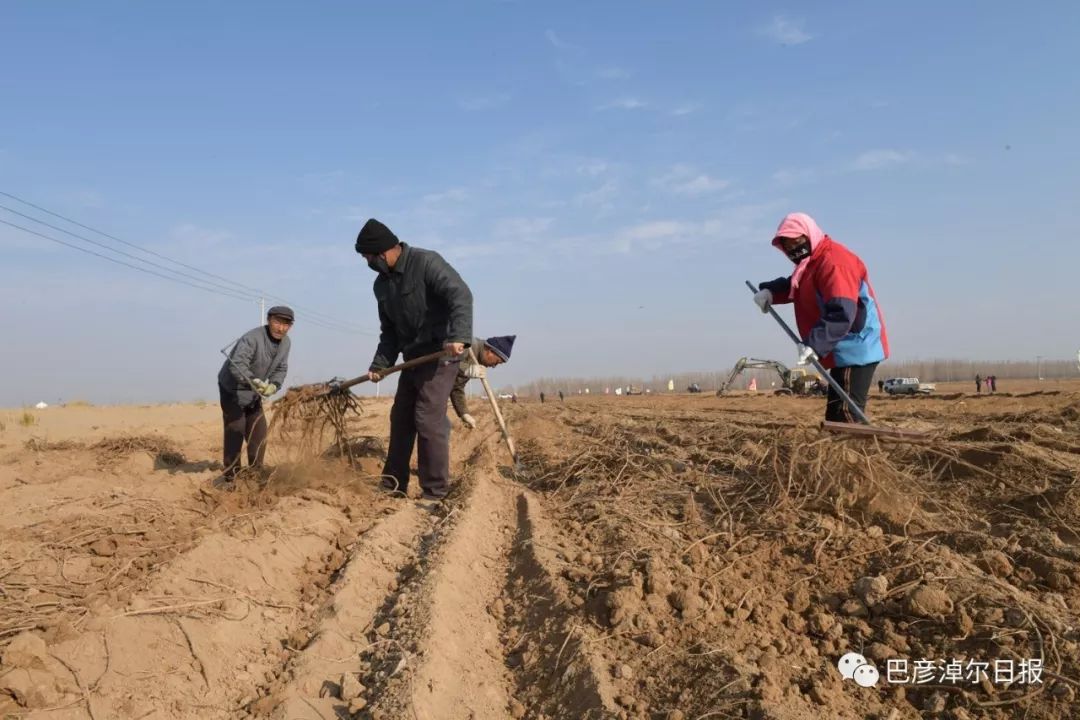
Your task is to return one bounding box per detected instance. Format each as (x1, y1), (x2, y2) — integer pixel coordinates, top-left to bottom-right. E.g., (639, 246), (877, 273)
(980, 549), (1014, 577)
(1, 632), (49, 670)
(923, 691), (947, 713)
(854, 575), (889, 606)
(906, 585), (953, 618)
(341, 673), (365, 701)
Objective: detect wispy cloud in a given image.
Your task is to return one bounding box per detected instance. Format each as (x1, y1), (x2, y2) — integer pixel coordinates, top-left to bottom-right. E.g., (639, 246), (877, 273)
(343, 206), (373, 222)
(545, 29), (577, 52)
(546, 29), (634, 91)
(670, 102), (701, 117)
(69, 190), (104, 209)
(654, 164), (730, 196)
(598, 202), (781, 255)
(457, 93), (511, 111)
(421, 187), (470, 204)
(772, 167), (817, 186)
(299, 170), (345, 195)
(595, 66), (631, 80)
(625, 220), (690, 242)
(575, 159), (610, 177)
(597, 97), (647, 111)
(760, 15), (813, 46)
(165, 223), (243, 264)
(851, 149), (910, 171)
(406, 203), (784, 263)
(492, 217), (554, 238)
(576, 181), (619, 208)
(169, 223), (234, 249)
(943, 153), (970, 166)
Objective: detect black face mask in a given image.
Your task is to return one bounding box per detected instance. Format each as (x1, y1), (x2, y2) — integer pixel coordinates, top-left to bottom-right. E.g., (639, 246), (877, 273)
(785, 240), (811, 264)
(366, 255), (390, 274)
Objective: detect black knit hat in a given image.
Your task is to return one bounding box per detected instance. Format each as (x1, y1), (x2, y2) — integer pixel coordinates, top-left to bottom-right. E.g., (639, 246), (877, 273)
(484, 335), (516, 362)
(355, 218), (400, 255)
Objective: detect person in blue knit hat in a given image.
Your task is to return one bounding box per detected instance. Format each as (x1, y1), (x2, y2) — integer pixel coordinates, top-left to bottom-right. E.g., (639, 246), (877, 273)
(450, 335), (515, 428)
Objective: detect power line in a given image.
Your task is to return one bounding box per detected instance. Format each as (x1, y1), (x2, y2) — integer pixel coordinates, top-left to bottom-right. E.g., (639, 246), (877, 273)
(2, 217), (373, 336)
(1, 203), (267, 301)
(1, 219), (257, 303)
(0, 190), (377, 335)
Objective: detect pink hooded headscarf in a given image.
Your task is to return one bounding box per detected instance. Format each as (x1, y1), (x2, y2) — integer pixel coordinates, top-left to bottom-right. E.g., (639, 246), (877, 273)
(771, 212), (826, 291)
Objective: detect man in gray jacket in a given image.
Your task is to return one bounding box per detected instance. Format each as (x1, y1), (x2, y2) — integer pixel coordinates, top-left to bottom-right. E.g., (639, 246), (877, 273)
(355, 218), (472, 501)
(215, 306), (293, 489)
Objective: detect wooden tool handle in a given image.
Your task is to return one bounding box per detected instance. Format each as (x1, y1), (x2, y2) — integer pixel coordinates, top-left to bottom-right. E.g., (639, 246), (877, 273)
(469, 347), (517, 463)
(338, 350), (449, 391)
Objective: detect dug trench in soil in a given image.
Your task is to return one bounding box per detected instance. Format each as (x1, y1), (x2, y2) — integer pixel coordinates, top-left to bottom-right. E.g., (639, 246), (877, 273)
(223, 411), (500, 720)
(320, 440), (518, 720)
(503, 396), (1080, 720)
(0, 409), (489, 720)
(1, 494), (366, 720)
(499, 491), (620, 719)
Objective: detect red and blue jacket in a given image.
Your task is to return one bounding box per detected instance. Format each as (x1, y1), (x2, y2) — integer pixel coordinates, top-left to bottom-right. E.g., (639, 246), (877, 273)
(760, 237), (889, 369)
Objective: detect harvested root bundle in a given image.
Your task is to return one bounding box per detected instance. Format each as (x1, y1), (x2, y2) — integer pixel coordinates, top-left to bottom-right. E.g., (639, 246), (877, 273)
(270, 382), (365, 462)
(269, 349), (446, 463)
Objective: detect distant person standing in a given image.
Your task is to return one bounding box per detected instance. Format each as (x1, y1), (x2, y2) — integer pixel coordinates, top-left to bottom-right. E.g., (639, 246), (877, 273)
(540, 391), (546, 404)
(215, 306), (294, 490)
(975, 374), (982, 393)
(559, 390), (565, 402)
(878, 380), (885, 393)
(990, 375), (997, 392)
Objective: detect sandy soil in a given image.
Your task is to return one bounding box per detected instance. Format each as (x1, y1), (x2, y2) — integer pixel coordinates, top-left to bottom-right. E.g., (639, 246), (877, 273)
(1, 380), (1078, 719)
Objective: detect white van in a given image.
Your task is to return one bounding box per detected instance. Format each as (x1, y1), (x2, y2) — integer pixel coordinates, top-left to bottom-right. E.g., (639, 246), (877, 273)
(883, 377), (935, 395)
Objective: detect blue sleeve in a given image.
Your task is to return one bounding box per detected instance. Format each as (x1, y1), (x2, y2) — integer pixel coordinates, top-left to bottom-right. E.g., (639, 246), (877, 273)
(807, 298), (858, 357)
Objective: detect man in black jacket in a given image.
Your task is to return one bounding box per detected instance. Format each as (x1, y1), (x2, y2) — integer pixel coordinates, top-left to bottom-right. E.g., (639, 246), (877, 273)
(356, 218), (473, 501)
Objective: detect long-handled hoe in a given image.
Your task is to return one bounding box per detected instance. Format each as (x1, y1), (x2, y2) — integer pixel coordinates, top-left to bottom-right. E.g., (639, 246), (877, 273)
(744, 280), (927, 441)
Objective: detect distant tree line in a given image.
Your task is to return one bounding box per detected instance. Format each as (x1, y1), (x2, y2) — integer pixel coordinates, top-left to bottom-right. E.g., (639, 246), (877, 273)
(494, 357), (1079, 396)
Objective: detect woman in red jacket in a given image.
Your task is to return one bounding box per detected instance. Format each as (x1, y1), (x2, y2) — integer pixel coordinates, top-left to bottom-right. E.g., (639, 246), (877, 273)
(754, 212), (889, 422)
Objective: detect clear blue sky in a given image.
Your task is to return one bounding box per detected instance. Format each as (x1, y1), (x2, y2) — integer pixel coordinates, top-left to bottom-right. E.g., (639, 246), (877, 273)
(2, 2), (1078, 405)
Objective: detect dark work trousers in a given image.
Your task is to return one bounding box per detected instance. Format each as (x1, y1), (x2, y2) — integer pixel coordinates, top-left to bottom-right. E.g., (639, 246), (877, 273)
(219, 385), (268, 478)
(383, 359), (459, 498)
(825, 363), (879, 423)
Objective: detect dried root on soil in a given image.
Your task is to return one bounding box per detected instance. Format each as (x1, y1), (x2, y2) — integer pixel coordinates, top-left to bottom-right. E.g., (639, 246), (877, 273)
(23, 434), (188, 468)
(0, 498), (201, 649)
(269, 384), (365, 463)
(514, 410), (1080, 718)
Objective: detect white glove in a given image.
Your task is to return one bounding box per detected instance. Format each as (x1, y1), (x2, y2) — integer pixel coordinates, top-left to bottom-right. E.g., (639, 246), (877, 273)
(250, 378), (268, 393)
(796, 344), (817, 366)
(753, 288), (773, 313)
(260, 382), (278, 397)
(464, 364), (487, 380)
(461, 413), (477, 429)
